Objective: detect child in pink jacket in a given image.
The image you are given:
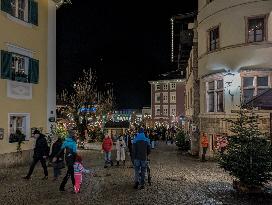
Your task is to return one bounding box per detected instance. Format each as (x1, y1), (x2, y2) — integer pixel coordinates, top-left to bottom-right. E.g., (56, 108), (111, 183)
(73, 155), (90, 193)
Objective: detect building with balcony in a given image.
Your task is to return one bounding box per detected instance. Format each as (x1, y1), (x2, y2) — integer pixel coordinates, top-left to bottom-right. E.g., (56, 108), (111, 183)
(149, 72), (185, 127)
(0, 0), (62, 167)
(197, 0), (272, 157)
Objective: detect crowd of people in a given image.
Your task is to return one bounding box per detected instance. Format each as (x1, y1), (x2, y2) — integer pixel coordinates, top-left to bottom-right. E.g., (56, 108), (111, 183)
(22, 126), (154, 193)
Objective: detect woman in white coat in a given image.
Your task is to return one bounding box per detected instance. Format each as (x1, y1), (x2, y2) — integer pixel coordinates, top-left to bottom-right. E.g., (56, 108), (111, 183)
(116, 136), (126, 166)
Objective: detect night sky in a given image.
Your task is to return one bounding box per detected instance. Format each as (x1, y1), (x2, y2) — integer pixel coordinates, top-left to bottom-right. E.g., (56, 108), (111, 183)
(56, 0), (198, 109)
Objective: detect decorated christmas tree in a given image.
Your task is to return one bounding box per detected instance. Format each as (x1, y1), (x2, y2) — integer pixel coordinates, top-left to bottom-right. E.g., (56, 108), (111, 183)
(218, 108), (272, 192)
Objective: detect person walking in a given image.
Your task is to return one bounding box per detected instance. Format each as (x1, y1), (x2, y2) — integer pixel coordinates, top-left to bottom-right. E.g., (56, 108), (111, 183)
(57, 129), (77, 191)
(102, 134), (113, 168)
(23, 130), (49, 180)
(201, 133), (209, 162)
(49, 137), (64, 181)
(116, 135), (126, 166)
(73, 155), (90, 193)
(132, 127), (151, 189)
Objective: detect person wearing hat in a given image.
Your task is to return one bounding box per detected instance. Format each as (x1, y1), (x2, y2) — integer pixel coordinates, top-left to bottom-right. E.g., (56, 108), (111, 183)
(23, 129), (49, 180)
(132, 127), (151, 189)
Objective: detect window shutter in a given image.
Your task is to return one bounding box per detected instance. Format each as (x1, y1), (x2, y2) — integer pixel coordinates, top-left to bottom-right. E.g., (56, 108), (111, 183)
(28, 0), (38, 26)
(28, 58), (39, 84)
(1, 0), (11, 14)
(1, 50), (12, 79)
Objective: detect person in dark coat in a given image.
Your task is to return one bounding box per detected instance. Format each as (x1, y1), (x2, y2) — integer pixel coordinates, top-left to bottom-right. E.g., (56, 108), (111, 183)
(23, 130), (49, 180)
(132, 128), (151, 189)
(50, 137), (64, 181)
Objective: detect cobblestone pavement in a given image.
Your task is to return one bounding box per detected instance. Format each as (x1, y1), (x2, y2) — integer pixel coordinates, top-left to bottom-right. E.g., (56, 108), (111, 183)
(1, 142), (272, 205)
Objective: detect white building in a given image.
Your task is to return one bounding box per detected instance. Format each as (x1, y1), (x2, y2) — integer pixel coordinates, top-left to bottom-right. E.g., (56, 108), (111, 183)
(197, 0), (272, 156)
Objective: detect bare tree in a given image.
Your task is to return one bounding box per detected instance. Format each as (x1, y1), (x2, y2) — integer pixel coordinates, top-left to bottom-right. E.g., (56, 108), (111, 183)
(58, 68), (113, 140)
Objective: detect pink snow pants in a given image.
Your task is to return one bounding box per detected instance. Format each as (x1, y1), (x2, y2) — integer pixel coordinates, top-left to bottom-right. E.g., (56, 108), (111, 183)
(74, 173), (82, 193)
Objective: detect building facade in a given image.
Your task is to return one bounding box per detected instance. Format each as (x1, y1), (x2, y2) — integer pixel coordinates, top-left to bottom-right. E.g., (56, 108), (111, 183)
(197, 0), (272, 157)
(185, 21), (200, 155)
(149, 79), (185, 127)
(0, 0), (59, 167)
(170, 13), (195, 77)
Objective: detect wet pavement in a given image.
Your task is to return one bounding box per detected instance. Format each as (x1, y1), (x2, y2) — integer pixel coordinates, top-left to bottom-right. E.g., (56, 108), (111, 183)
(1, 142), (272, 205)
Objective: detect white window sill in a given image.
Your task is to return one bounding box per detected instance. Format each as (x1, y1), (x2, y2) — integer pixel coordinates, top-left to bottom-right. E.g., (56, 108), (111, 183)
(7, 14), (33, 28)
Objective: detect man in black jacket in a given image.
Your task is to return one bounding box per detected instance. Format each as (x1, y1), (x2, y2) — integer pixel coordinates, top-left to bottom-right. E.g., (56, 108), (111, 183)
(23, 130), (49, 180)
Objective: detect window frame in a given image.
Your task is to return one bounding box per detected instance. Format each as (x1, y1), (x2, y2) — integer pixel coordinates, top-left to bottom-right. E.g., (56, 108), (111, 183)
(170, 83), (176, 90)
(8, 113), (30, 143)
(206, 79), (224, 113)
(207, 25), (220, 52)
(155, 84), (160, 91)
(155, 93), (161, 103)
(9, 0), (29, 22)
(245, 14), (268, 43)
(170, 92), (176, 103)
(241, 72), (270, 102)
(163, 83), (168, 91)
(163, 92), (168, 103)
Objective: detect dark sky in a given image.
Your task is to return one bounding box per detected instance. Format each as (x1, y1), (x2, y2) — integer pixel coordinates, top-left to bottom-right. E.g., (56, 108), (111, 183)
(56, 0), (198, 109)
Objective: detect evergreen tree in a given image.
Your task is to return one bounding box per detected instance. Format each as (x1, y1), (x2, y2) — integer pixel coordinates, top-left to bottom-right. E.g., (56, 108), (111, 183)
(218, 108), (272, 189)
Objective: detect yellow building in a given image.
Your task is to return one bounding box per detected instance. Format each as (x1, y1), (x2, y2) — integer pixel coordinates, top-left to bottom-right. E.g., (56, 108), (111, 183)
(0, 0), (63, 167)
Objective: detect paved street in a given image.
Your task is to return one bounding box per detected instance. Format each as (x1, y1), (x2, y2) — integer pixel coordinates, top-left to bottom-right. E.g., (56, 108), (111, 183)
(1, 142), (272, 205)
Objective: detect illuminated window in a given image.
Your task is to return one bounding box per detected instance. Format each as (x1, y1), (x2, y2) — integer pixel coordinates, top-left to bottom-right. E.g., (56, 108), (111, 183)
(9, 113), (30, 143)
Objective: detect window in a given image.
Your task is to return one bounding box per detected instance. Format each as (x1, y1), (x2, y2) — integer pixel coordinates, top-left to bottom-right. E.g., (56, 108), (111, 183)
(163, 84), (168, 90)
(170, 92), (176, 103)
(209, 26), (219, 51)
(1, 0), (38, 25)
(163, 93), (168, 103)
(1, 50), (39, 83)
(206, 79), (224, 112)
(155, 93), (161, 103)
(248, 17), (265, 43)
(170, 83), (176, 90)
(170, 105), (176, 116)
(242, 75), (269, 102)
(163, 105), (168, 116)
(155, 84), (160, 91)
(11, 53), (28, 82)
(9, 113), (30, 143)
(155, 105), (160, 116)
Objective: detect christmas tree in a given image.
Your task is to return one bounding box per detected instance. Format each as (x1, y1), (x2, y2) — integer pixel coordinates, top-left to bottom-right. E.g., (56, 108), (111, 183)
(218, 108), (272, 191)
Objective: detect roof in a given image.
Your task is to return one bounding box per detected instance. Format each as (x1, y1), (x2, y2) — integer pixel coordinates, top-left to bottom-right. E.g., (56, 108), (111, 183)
(244, 88), (272, 110)
(149, 69), (185, 83)
(104, 121), (130, 129)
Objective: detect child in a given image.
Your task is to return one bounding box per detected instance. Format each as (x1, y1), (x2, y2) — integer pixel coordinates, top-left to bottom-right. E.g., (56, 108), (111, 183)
(73, 155), (90, 193)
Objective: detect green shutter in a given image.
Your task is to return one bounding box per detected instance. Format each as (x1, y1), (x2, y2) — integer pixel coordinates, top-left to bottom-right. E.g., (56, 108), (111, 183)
(28, 58), (39, 84)
(1, 0), (11, 14)
(1, 50), (12, 79)
(28, 0), (38, 26)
